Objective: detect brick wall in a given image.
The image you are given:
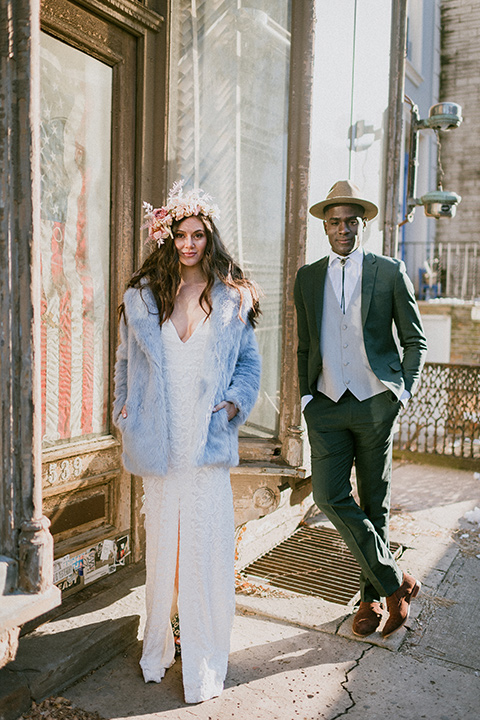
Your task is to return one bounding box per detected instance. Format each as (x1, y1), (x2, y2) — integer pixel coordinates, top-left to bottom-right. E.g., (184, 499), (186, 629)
(437, 1), (480, 244)
(419, 301), (480, 365)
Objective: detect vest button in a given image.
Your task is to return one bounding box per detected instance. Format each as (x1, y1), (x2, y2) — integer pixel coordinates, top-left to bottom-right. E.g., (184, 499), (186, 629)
(344, 362), (349, 366)
(345, 379), (350, 385)
(342, 324), (348, 330)
(343, 343), (348, 348)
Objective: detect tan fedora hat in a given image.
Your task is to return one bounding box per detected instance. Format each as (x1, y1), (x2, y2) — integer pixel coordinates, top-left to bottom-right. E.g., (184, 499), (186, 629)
(309, 180), (378, 221)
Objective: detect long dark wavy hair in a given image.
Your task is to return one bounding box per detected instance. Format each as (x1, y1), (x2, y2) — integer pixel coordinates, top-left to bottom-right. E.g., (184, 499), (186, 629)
(119, 216), (260, 327)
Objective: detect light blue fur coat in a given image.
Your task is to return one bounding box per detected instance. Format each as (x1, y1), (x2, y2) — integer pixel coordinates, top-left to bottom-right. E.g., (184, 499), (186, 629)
(113, 280), (261, 477)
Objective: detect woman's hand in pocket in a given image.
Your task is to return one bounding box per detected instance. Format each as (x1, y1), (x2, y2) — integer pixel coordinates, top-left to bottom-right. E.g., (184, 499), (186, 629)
(213, 400), (238, 421)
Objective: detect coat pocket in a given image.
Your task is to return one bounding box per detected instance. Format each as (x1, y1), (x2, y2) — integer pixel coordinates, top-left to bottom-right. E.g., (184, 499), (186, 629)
(202, 406), (238, 467)
(211, 406), (230, 432)
(388, 359), (402, 372)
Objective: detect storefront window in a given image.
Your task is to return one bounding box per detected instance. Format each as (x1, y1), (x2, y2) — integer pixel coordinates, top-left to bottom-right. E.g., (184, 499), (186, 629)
(40, 32), (112, 447)
(169, 1), (291, 438)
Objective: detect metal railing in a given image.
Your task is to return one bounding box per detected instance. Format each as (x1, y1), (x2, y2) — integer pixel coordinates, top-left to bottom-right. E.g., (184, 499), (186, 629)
(413, 242), (480, 301)
(394, 362), (480, 460)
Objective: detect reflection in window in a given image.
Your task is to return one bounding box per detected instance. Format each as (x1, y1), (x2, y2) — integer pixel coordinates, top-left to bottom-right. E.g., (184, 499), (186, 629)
(40, 32), (112, 447)
(169, 1), (291, 438)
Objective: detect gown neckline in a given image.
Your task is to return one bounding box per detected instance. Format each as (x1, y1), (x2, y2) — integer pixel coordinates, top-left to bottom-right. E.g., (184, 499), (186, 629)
(166, 316), (208, 344)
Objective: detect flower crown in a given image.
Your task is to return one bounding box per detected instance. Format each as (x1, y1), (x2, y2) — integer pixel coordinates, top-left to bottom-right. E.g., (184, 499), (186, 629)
(142, 180), (220, 247)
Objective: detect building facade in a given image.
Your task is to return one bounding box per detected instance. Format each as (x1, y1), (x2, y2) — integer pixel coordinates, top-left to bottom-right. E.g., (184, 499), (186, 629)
(435, 0), (480, 301)
(1, 0), (412, 663)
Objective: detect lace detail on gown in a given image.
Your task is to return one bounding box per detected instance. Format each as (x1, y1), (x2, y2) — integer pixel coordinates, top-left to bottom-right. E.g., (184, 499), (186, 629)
(140, 318), (235, 703)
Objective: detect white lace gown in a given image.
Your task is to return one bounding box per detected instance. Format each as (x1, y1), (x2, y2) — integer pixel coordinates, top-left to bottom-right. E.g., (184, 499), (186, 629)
(140, 318), (235, 704)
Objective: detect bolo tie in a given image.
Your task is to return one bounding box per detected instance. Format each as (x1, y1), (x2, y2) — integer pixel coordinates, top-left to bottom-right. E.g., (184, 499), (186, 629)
(340, 258), (347, 314)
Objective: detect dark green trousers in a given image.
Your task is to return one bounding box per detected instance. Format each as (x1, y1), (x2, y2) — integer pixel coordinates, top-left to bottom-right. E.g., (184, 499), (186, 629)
(304, 389), (404, 602)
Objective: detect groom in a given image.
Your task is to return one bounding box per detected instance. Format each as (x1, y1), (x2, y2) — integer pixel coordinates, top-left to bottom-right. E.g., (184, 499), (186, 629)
(294, 180), (427, 637)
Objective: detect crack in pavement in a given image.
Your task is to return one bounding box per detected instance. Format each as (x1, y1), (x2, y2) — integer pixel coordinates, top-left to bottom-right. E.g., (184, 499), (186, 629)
(330, 644), (374, 719)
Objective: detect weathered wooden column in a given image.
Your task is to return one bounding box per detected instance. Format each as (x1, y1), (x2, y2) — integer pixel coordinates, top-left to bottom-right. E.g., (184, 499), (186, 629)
(383, 0), (408, 258)
(0, 0), (59, 664)
(279, 0), (316, 467)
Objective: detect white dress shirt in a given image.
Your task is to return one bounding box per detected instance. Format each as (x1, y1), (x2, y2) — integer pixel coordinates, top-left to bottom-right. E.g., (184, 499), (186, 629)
(328, 246), (364, 312)
(300, 247), (410, 411)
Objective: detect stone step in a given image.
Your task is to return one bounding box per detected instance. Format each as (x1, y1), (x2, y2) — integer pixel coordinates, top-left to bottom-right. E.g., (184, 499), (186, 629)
(0, 565), (144, 720)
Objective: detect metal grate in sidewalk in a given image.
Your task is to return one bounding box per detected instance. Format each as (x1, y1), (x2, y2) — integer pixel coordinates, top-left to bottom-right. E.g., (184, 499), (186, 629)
(241, 525), (403, 606)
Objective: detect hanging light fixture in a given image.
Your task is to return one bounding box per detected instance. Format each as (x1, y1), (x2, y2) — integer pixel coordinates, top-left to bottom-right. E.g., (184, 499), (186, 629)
(400, 100), (463, 225)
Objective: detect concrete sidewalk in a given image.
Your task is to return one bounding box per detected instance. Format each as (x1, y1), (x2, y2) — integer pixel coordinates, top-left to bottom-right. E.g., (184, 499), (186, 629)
(8, 461), (480, 720)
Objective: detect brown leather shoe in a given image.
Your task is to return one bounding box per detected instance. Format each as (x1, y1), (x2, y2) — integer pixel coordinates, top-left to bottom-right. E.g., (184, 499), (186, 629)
(352, 601), (385, 637)
(382, 573), (421, 638)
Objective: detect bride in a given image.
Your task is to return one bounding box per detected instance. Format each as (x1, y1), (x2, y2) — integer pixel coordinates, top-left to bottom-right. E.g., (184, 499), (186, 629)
(113, 182), (261, 703)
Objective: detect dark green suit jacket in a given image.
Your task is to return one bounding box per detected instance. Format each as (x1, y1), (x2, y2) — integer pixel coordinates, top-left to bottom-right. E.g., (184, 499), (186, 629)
(293, 251), (428, 399)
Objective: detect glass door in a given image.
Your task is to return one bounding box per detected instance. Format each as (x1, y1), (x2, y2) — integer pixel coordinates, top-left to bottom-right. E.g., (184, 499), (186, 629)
(168, 0), (292, 439)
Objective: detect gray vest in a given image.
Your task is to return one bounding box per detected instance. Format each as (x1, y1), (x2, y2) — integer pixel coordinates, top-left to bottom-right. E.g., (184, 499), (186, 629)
(317, 273), (387, 402)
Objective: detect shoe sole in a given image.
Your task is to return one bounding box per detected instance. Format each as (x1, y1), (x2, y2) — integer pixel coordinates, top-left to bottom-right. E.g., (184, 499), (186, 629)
(382, 580), (421, 639)
(352, 627), (379, 637)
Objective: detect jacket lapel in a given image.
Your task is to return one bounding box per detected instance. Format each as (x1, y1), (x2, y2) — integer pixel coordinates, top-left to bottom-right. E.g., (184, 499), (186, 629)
(210, 281), (251, 369)
(314, 257), (328, 337)
(124, 285), (165, 370)
(361, 251), (378, 325)
(210, 281), (238, 334)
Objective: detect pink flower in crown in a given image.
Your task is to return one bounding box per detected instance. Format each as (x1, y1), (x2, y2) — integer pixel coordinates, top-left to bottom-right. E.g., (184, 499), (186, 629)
(153, 229), (168, 243)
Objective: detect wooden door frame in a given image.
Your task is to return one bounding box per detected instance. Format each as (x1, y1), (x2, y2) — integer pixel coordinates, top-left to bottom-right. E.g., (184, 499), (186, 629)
(277, 0), (315, 467)
(39, 0), (168, 567)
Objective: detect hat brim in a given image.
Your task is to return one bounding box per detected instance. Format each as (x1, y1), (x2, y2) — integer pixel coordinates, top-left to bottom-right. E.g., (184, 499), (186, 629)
(309, 197), (378, 221)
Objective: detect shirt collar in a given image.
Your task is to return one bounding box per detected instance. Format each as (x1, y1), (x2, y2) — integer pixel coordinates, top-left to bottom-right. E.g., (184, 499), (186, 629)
(328, 246), (364, 267)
